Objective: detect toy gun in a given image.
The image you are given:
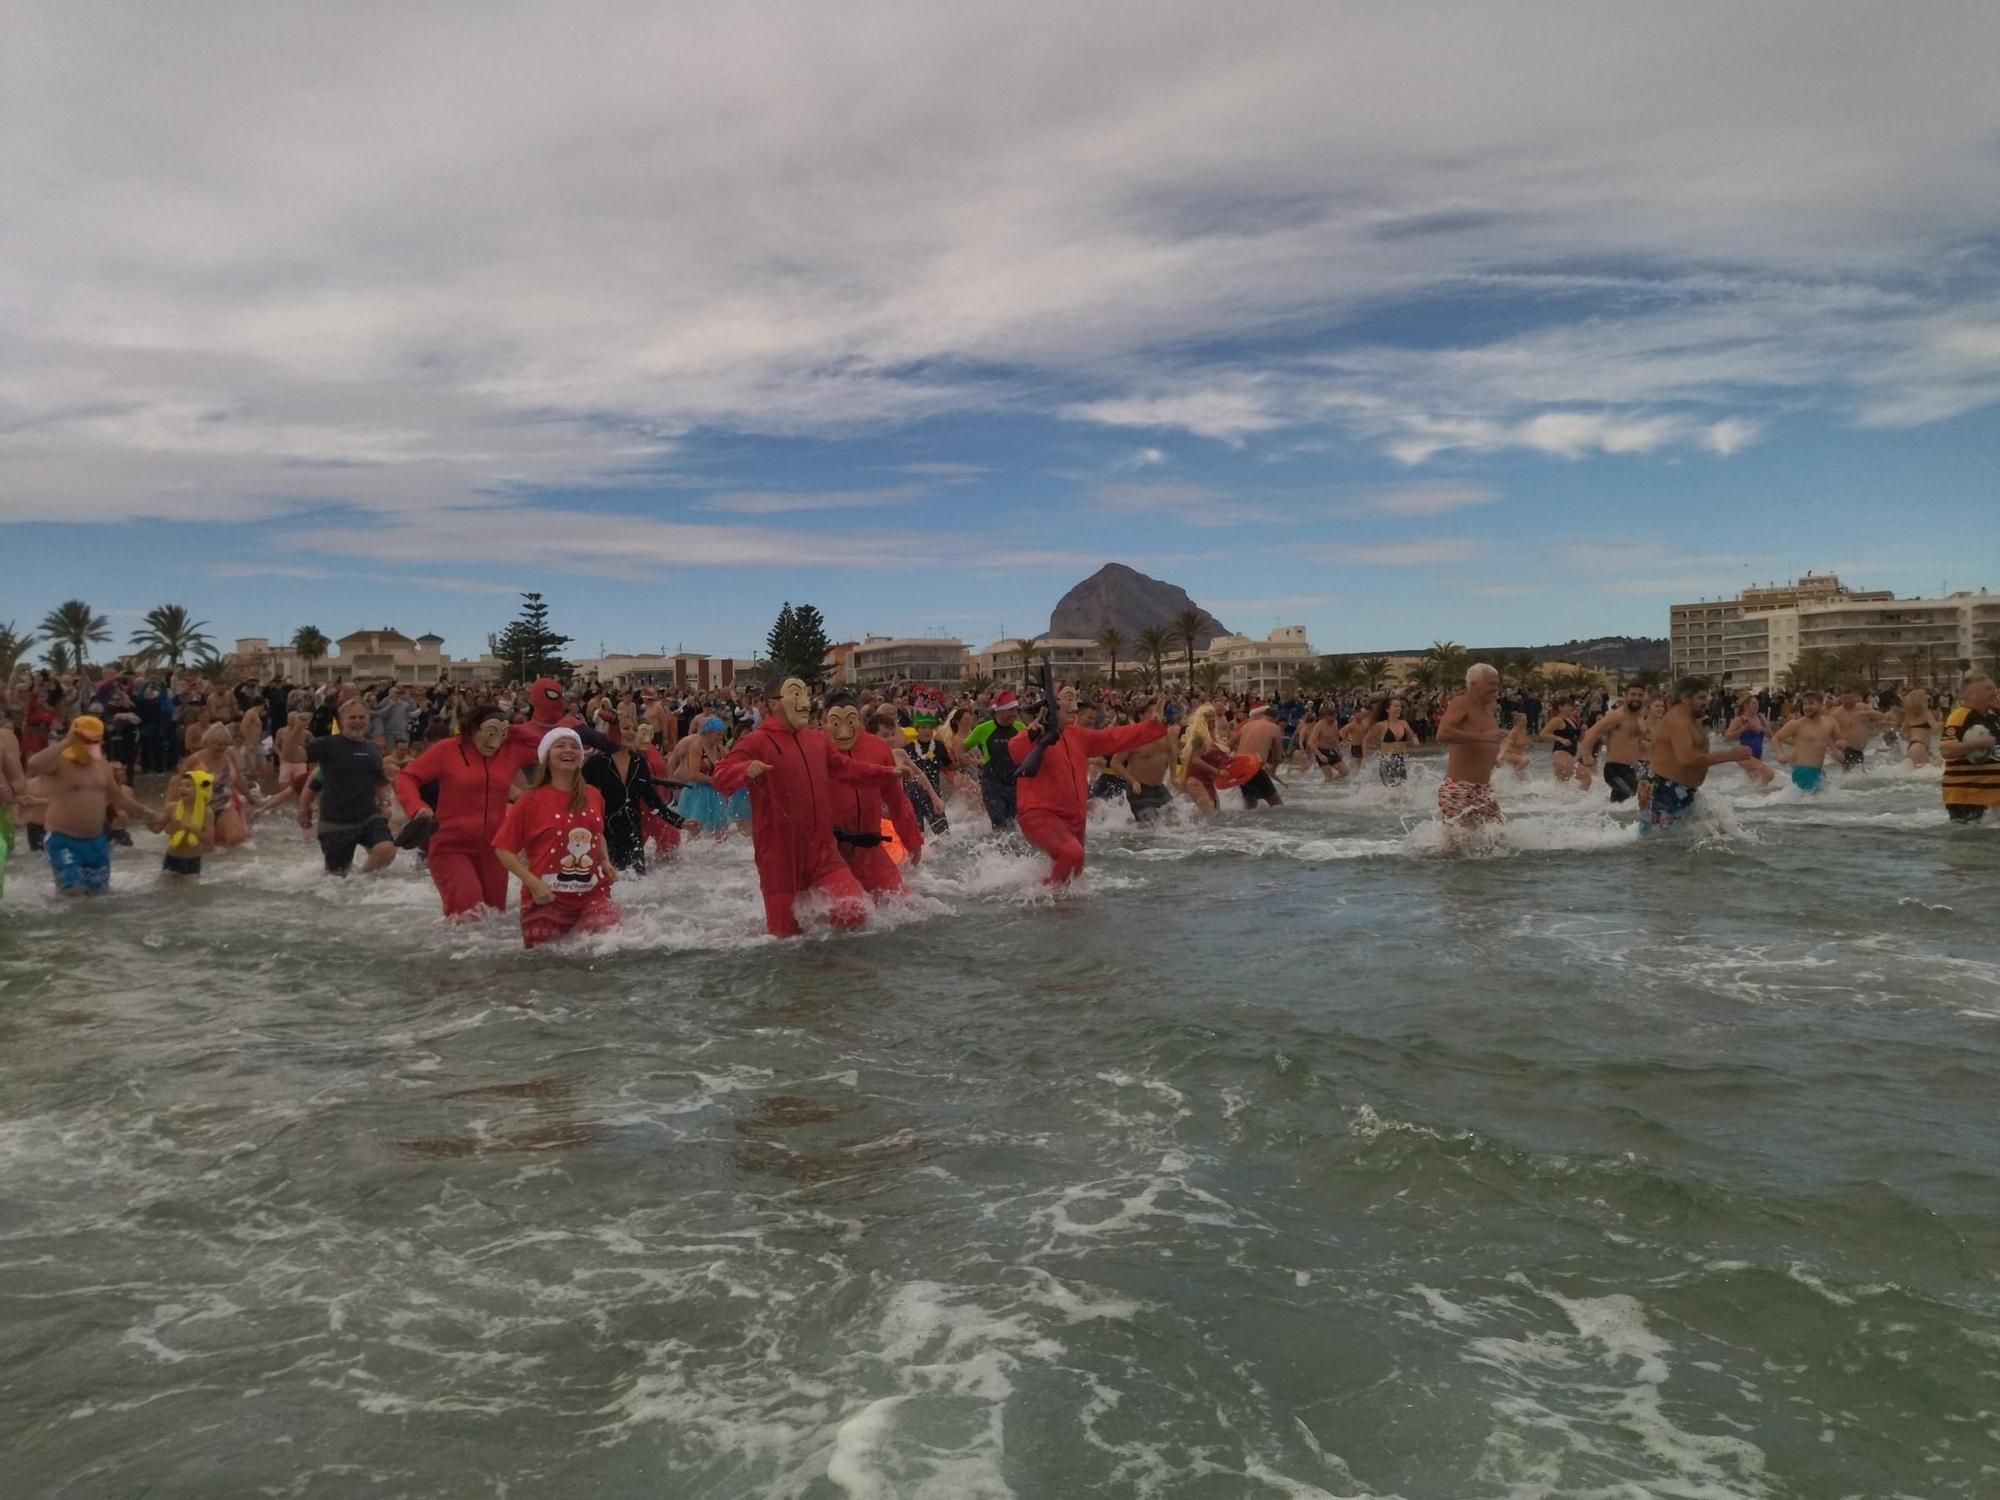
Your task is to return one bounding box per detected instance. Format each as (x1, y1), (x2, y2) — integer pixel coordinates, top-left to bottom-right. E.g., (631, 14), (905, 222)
(1016, 657), (1062, 778)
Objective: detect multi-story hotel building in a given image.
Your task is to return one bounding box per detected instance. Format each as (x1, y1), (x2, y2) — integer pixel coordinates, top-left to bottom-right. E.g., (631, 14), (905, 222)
(1676, 576), (1998, 690)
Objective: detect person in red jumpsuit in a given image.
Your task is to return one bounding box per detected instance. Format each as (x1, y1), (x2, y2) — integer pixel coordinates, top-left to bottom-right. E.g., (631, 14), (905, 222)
(526, 677), (577, 730)
(821, 695), (924, 897)
(1010, 686), (1168, 884)
(394, 706), (546, 917)
(710, 678), (918, 937)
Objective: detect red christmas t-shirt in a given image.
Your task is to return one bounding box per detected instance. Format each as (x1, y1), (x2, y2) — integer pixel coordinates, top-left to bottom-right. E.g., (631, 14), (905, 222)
(494, 784), (608, 904)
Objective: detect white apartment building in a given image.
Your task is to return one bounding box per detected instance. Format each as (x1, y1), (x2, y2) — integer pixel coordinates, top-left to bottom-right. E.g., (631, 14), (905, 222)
(849, 635), (970, 688)
(1706, 588), (2000, 690)
(1669, 573), (1892, 682)
(1158, 626), (1316, 697)
(973, 627), (1318, 695)
(568, 651), (760, 691)
(975, 637), (1108, 688)
(232, 630), (505, 685)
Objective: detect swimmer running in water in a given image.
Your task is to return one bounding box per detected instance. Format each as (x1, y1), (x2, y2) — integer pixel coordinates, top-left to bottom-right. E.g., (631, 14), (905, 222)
(1538, 696), (1591, 789)
(1900, 688), (1940, 767)
(1642, 677), (1759, 833)
(1771, 690), (1840, 794)
(1364, 697), (1416, 786)
(1434, 664), (1505, 842)
(1579, 684), (1653, 804)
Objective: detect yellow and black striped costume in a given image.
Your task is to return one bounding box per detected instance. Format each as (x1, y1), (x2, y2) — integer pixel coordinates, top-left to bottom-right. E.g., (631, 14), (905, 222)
(1940, 705), (2000, 813)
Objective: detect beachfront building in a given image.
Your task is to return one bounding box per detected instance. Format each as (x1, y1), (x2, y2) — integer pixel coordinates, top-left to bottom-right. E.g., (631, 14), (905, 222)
(1670, 574), (1893, 683)
(1685, 580), (2000, 691)
(1157, 627), (1316, 697)
(569, 651), (761, 691)
(850, 634), (970, 689)
(975, 637), (1112, 689)
(823, 641), (859, 686)
(230, 631), (506, 686)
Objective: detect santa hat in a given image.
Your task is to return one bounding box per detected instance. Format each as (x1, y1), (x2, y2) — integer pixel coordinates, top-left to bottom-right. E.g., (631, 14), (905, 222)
(992, 690), (1020, 710)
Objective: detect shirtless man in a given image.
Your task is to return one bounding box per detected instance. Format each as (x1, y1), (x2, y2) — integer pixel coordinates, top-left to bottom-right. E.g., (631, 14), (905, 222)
(1339, 706), (1374, 773)
(1499, 712), (1531, 779)
(1642, 678), (1758, 833)
(1304, 709), (1347, 782)
(1233, 705), (1285, 809)
(1771, 690), (1840, 794)
(1580, 685), (1657, 804)
(23, 716), (158, 895)
(1830, 692), (1885, 773)
(1434, 664), (1505, 837)
(1102, 695), (1173, 821)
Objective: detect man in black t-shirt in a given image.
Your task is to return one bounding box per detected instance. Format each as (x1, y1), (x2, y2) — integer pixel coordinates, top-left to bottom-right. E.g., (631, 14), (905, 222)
(301, 697), (397, 875)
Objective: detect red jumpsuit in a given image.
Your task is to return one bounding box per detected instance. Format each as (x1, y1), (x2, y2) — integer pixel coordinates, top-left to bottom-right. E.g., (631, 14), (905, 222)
(711, 719), (903, 937)
(1009, 720), (1170, 884)
(825, 734), (924, 896)
(640, 744), (682, 858)
(396, 724), (543, 916)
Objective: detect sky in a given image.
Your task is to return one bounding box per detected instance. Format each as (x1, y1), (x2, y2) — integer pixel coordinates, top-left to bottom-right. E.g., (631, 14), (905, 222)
(4, 2), (1998, 664)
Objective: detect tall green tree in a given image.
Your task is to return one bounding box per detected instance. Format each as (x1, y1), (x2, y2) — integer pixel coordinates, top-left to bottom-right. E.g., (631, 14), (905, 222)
(0, 621), (35, 684)
(495, 592), (573, 681)
(1096, 627), (1126, 689)
(1136, 625), (1172, 690)
(1169, 608), (1208, 688)
(1013, 639), (1039, 690)
(1357, 655), (1389, 693)
(39, 599), (109, 673)
(763, 601), (831, 685)
(1192, 661), (1225, 697)
(129, 603), (213, 668)
(290, 625), (331, 678)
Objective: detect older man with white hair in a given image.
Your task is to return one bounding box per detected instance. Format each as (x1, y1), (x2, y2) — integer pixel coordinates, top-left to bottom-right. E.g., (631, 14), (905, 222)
(1434, 662), (1505, 835)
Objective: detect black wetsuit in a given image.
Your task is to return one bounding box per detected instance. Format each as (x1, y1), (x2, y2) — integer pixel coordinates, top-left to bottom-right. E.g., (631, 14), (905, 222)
(583, 748), (685, 874)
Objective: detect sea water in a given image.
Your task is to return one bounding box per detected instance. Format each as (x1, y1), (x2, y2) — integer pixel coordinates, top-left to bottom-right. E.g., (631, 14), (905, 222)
(1, 755), (1995, 1497)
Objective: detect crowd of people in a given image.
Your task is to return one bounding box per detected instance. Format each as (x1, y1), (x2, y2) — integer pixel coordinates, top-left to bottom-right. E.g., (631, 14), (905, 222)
(1, 658), (1993, 938)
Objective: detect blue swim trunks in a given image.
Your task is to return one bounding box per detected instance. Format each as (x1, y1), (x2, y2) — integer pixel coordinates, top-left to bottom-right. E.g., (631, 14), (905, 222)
(1639, 773), (1697, 836)
(46, 830), (112, 893)
(1790, 765), (1823, 794)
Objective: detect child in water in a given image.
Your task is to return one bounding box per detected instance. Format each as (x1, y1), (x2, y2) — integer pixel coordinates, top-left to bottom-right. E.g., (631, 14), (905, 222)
(153, 770), (216, 883)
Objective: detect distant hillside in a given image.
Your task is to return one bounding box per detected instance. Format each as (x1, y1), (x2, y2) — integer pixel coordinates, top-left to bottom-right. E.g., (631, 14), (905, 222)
(1046, 564), (1229, 646)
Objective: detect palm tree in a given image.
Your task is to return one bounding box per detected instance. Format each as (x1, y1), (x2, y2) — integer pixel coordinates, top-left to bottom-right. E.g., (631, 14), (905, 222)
(1193, 661), (1225, 697)
(1784, 648), (1837, 692)
(1835, 642), (1887, 692)
(1404, 659), (1442, 695)
(129, 603), (213, 668)
(291, 624), (331, 680)
(1358, 655), (1389, 693)
(1136, 625), (1173, 691)
(1323, 657), (1358, 695)
(44, 641), (73, 673)
(39, 599), (110, 674)
(1096, 628), (1127, 689)
(1169, 608), (1208, 689)
(0, 621), (35, 685)
(1505, 650), (1540, 689)
(192, 645), (232, 683)
(1425, 639), (1469, 688)
(1012, 638), (1039, 691)
(962, 670), (994, 697)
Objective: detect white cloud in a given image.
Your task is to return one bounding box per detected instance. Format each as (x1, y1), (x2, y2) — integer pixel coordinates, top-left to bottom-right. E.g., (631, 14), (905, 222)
(697, 486), (924, 514)
(1, 4), (1996, 525)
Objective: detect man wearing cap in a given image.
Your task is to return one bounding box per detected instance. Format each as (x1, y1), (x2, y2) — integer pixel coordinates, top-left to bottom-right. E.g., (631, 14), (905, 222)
(961, 691), (1027, 831)
(23, 715), (158, 896)
(1010, 687), (1169, 884)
